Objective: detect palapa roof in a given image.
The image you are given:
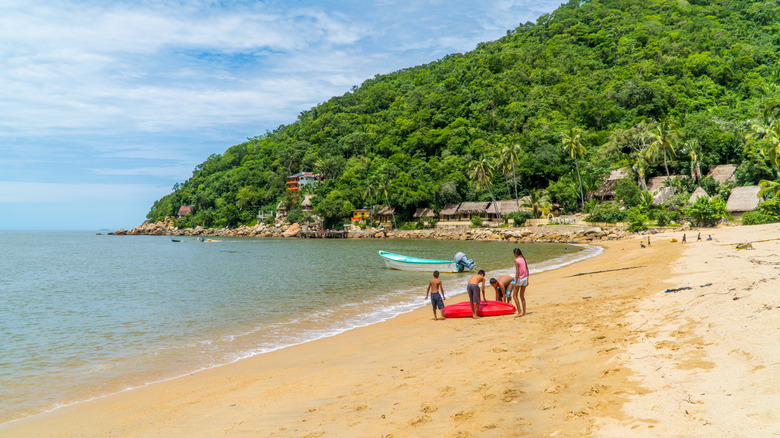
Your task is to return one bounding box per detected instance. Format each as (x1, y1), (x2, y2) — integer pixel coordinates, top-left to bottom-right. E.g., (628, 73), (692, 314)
(487, 199), (524, 215)
(439, 204), (460, 216)
(374, 205), (395, 215)
(726, 186), (763, 212)
(652, 187), (676, 206)
(301, 194), (315, 208)
(276, 200), (287, 211)
(706, 164), (737, 184)
(593, 168), (630, 198)
(688, 187), (709, 204)
(457, 201), (490, 214)
(647, 175), (688, 193)
(413, 207), (436, 218)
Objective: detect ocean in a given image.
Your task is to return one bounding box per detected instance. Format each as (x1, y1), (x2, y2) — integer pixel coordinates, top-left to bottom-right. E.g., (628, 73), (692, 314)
(0, 231), (600, 424)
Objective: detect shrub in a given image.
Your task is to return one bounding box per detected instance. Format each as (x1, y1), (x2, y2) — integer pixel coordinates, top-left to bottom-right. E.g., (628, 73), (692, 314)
(654, 209), (670, 227)
(505, 211), (533, 226)
(584, 203), (626, 223)
(685, 197), (727, 226)
(470, 216), (483, 227)
(742, 211), (779, 225)
(627, 207), (648, 232)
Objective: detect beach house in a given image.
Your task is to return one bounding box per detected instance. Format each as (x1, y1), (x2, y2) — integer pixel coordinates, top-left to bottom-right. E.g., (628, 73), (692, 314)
(726, 186), (763, 218)
(438, 204), (460, 222)
(457, 202), (490, 222)
(177, 205), (193, 219)
(413, 208), (437, 225)
(374, 206), (395, 228)
(286, 172), (321, 192)
(593, 168), (630, 201)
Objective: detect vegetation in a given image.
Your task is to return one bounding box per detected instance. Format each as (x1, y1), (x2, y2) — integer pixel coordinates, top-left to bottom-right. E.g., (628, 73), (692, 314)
(147, 0), (780, 229)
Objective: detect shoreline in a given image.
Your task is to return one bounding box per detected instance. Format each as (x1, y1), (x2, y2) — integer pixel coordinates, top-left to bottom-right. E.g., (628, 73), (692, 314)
(0, 241), (600, 428)
(3, 224), (778, 436)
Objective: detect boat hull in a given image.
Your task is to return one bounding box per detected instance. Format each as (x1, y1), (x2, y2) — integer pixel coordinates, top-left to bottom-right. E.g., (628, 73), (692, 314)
(378, 251), (463, 273)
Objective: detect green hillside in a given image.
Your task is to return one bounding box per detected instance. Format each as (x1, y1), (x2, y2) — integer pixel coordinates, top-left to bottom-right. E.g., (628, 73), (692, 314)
(147, 0), (780, 228)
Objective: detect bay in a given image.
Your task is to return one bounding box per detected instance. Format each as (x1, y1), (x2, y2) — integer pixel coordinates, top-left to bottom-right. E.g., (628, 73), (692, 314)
(0, 231), (597, 423)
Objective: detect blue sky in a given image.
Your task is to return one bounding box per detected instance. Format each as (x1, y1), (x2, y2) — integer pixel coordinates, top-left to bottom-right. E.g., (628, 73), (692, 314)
(0, 0), (562, 230)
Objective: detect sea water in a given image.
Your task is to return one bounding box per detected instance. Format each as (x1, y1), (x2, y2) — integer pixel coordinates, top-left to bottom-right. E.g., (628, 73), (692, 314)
(0, 231), (600, 423)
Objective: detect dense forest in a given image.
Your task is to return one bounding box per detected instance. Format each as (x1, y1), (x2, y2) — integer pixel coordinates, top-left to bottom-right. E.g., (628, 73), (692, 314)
(147, 0), (780, 229)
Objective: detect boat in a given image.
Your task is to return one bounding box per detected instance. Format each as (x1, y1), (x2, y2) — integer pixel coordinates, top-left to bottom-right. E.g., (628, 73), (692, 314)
(377, 251), (476, 273)
(442, 300), (516, 318)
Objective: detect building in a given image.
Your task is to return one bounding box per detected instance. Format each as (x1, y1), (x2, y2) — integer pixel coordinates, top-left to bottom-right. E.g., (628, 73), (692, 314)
(706, 164), (738, 184)
(456, 202), (490, 222)
(177, 205), (193, 218)
(286, 172), (321, 192)
(301, 194), (316, 214)
(593, 168), (630, 201)
(688, 187), (710, 204)
(374, 206), (395, 227)
(647, 175), (689, 205)
(438, 204), (460, 222)
(413, 208), (437, 224)
(486, 199), (525, 221)
(350, 208), (370, 222)
(726, 186), (763, 216)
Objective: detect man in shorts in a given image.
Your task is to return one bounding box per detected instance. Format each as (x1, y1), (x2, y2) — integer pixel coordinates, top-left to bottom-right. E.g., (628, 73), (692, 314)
(425, 270), (446, 320)
(467, 270), (486, 318)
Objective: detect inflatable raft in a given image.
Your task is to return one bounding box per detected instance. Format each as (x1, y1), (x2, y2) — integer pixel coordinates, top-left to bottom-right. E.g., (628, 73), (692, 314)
(442, 300), (516, 318)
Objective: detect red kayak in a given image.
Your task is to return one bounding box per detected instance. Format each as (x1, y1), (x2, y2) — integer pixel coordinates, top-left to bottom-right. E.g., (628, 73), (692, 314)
(442, 300), (517, 318)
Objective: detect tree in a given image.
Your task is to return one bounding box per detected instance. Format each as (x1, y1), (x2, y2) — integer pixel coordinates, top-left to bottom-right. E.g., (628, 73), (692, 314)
(500, 143), (522, 206)
(561, 127), (586, 210)
(758, 177), (780, 199)
(682, 139), (702, 184)
(471, 157), (500, 220)
(521, 189), (551, 219)
(377, 177), (396, 228)
(746, 119), (780, 167)
(645, 118), (680, 177)
(685, 197), (727, 227)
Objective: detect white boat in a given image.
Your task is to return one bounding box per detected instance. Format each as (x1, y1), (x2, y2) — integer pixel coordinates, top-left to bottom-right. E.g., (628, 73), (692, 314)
(378, 251), (475, 273)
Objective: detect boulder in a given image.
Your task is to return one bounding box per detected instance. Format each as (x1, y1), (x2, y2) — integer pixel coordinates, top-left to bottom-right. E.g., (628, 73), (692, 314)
(283, 223), (301, 237)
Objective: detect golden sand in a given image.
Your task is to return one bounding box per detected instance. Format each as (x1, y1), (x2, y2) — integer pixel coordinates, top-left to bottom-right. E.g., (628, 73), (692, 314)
(2, 224), (778, 437)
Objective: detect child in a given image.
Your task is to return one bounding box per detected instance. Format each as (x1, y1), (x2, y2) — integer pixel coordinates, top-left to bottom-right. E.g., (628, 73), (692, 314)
(489, 275), (514, 302)
(425, 270), (446, 320)
(466, 270), (486, 318)
(513, 248), (529, 317)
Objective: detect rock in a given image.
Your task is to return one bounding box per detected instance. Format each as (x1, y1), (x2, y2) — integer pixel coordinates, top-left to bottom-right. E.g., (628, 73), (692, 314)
(283, 223), (301, 237)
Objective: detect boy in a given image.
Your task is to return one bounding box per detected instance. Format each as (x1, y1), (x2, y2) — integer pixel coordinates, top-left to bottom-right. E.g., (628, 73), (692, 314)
(467, 270), (487, 318)
(489, 275), (514, 302)
(425, 270), (446, 320)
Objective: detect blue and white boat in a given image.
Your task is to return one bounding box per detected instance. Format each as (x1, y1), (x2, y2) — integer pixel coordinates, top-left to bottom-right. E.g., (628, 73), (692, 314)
(378, 251), (476, 273)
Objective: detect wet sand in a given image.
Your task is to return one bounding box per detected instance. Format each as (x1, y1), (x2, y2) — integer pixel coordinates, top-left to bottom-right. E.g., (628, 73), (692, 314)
(2, 224), (778, 437)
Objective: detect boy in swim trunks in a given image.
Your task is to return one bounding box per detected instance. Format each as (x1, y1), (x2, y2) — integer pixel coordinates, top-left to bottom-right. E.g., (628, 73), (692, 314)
(489, 275), (514, 302)
(467, 270), (486, 318)
(425, 270), (446, 320)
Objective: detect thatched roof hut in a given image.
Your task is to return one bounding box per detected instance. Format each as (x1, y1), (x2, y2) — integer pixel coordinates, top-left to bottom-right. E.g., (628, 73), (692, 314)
(688, 187), (710, 204)
(706, 164), (737, 184)
(647, 175), (689, 192)
(301, 194), (315, 211)
(457, 202), (490, 214)
(486, 199), (525, 216)
(374, 206), (395, 216)
(593, 168), (630, 200)
(413, 208), (436, 219)
(652, 187), (676, 205)
(439, 204), (460, 219)
(726, 186), (763, 212)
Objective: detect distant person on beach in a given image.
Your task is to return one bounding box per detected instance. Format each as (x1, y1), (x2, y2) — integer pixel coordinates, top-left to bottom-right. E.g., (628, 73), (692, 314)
(707, 235), (713, 241)
(682, 233), (687, 244)
(467, 270), (487, 318)
(697, 232), (702, 241)
(647, 236), (651, 247)
(425, 270), (446, 320)
(489, 276), (514, 302)
(513, 248), (529, 317)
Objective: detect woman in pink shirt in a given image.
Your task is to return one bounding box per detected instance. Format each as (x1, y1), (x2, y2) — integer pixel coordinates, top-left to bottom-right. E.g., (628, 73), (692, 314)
(513, 248), (529, 317)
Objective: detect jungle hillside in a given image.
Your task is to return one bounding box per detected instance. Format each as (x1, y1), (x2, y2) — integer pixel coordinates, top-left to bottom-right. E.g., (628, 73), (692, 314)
(146, 0), (780, 229)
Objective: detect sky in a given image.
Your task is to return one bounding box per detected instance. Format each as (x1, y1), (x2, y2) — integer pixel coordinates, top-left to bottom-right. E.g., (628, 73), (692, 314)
(0, 0), (562, 230)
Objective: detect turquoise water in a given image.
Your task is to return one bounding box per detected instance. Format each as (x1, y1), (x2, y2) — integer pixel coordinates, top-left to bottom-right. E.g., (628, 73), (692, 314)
(0, 231), (598, 423)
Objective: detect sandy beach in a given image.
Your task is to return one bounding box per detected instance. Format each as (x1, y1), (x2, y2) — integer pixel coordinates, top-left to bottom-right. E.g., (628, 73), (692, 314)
(2, 224), (779, 437)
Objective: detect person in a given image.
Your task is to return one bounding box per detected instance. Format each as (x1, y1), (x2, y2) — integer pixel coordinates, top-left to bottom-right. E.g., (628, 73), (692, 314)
(425, 270), (446, 320)
(513, 248), (529, 317)
(697, 232), (702, 241)
(489, 275), (514, 302)
(466, 270), (487, 318)
(640, 242), (646, 248)
(682, 233), (687, 244)
(707, 234), (713, 241)
(647, 236), (651, 247)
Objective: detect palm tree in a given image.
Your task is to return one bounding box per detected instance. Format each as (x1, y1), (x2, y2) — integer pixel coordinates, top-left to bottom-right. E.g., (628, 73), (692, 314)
(683, 139), (702, 185)
(758, 178), (780, 199)
(645, 118), (680, 177)
(500, 143), (522, 206)
(746, 119), (780, 167)
(471, 157), (500, 220)
(377, 177), (396, 228)
(561, 127), (586, 211)
(521, 189), (551, 219)
(363, 184), (375, 222)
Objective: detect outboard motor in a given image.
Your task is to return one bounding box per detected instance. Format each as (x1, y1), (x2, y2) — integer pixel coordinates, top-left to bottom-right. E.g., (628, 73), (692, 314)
(454, 252), (476, 272)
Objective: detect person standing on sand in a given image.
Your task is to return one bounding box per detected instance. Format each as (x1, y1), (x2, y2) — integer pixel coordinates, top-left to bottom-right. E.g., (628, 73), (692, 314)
(647, 236), (651, 247)
(682, 233), (687, 244)
(467, 270), (486, 318)
(489, 276), (514, 302)
(513, 248), (529, 317)
(425, 270), (446, 320)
